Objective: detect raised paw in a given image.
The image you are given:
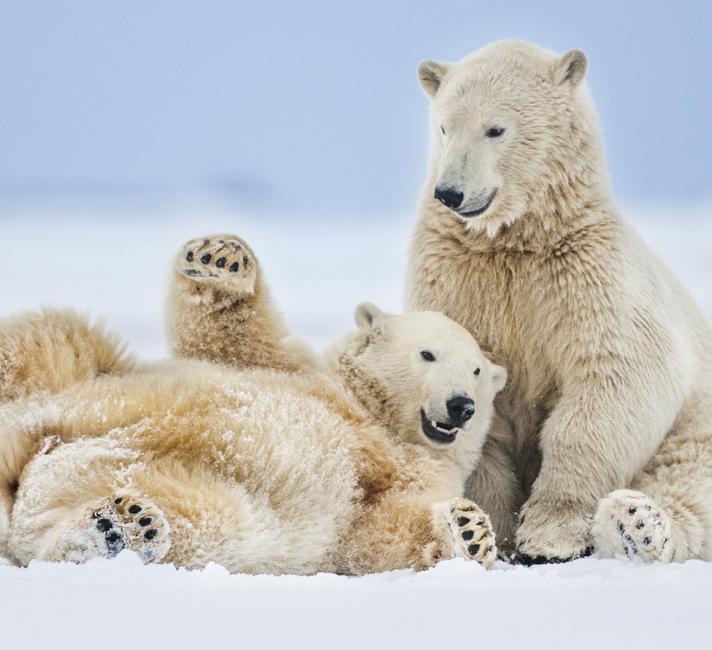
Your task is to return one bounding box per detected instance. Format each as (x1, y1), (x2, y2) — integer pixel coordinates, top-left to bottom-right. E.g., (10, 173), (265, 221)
(592, 489), (673, 563)
(91, 493), (171, 564)
(176, 235), (257, 298)
(444, 498), (497, 569)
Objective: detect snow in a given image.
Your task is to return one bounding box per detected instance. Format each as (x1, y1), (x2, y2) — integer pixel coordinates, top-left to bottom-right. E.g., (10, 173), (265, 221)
(1, 552), (711, 650)
(0, 197), (711, 649)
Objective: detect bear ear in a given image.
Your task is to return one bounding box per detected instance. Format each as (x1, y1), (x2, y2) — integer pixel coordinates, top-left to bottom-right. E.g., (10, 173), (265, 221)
(552, 49), (587, 86)
(490, 362), (508, 394)
(418, 60), (450, 97)
(354, 302), (387, 331)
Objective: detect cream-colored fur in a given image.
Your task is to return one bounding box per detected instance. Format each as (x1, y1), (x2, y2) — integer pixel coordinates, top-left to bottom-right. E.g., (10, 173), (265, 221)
(407, 40), (712, 562)
(0, 235), (506, 574)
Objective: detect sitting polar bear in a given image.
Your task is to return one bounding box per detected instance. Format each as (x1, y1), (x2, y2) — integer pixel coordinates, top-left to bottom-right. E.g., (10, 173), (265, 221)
(0, 234), (506, 575)
(407, 39), (712, 563)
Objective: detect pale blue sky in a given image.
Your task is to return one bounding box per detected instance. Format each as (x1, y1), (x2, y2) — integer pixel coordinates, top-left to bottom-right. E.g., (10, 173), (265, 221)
(1, 1), (710, 215)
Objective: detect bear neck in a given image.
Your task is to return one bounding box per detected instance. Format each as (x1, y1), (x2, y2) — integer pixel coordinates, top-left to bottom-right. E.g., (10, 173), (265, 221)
(331, 340), (403, 436)
(419, 112), (619, 255)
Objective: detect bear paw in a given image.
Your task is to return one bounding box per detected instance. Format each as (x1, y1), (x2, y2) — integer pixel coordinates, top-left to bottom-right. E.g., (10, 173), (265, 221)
(176, 235), (257, 299)
(91, 493), (171, 564)
(592, 489), (673, 563)
(515, 499), (593, 565)
(441, 498), (497, 569)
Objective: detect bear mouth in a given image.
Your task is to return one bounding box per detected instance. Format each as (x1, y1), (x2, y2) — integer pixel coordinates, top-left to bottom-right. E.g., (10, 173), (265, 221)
(457, 189), (498, 218)
(420, 409), (459, 444)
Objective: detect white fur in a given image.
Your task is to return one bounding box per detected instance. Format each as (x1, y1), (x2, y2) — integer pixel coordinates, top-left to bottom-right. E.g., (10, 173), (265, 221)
(408, 40), (712, 562)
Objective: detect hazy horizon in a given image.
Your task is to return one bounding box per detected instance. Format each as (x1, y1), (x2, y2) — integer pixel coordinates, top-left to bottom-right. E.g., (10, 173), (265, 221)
(1, 1), (711, 218)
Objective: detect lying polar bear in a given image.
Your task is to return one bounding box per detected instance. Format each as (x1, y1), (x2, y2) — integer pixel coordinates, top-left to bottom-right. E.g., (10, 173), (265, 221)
(0, 234), (506, 575)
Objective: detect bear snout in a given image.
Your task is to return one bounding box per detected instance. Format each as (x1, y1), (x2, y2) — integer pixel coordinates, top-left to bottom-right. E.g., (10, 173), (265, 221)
(446, 395), (475, 427)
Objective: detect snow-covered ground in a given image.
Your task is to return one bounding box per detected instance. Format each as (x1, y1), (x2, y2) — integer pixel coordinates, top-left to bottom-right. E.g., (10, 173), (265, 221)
(0, 197), (711, 649)
(2, 553), (711, 650)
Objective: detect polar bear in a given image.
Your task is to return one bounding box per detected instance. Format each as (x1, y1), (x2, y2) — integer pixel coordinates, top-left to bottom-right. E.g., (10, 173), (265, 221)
(0, 234), (506, 574)
(406, 40), (712, 563)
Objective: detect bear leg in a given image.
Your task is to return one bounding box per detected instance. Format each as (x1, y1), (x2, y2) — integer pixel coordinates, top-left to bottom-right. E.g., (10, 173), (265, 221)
(592, 489), (673, 562)
(339, 495), (497, 574)
(593, 430), (712, 562)
(0, 307), (132, 403)
(438, 498), (497, 568)
(46, 492), (171, 564)
(166, 234), (317, 372)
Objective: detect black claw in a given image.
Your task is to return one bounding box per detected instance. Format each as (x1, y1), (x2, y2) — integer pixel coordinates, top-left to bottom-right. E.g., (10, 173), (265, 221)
(138, 517), (152, 527)
(186, 251), (194, 262)
(643, 536), (652, 545)
(457, 516), (470, 527)
(216, 257), (226, 268)
(229, 262), (239, 273)
(114, 498), (123, 504)
(128, 504), (142, 514)
(636, 521), (645, 529)
(516, 546), (593, 566)
(517, 554), (551, 566)
(462, 530), (475, 541)
(144, 529), (158, 540)
(96, 518), (113, 532)
(468, 543), (481, 556)
(200, 253), (212, 264)
(618, 522), (625, 534)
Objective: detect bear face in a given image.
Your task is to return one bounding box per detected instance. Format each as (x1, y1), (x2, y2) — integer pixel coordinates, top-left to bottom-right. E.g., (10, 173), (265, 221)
(346, 302), (506, 455)
(418, 40), (593, 237)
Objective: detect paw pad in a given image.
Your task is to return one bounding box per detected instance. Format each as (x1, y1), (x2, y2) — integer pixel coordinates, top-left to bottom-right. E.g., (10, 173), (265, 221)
(592, 489), (673, 563)
(176, 235), (257, 297)
(444, 498), (497, 569)
(90, 493), (171, 564)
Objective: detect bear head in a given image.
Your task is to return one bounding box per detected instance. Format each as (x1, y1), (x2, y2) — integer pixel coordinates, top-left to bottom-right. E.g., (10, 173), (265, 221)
(418, 40), (601, 237)
(333, 302), (506, 462)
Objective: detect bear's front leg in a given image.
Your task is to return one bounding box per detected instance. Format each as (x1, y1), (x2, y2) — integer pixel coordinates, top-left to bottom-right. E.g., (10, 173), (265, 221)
(339, 496), (497, 574)
(431, 498), (497, 569)
(515, 494), (593, 563)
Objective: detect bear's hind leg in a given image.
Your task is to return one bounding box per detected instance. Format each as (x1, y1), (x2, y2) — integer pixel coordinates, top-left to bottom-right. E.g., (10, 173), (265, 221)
(166, 234), (317, 372)
(8, 437), (172, 565)
(592, 433), (712, 562)
(592, 489), (673, 562)
(0, 308), (132, 402)
(89, 493), (171, 563)
(44, 491), (171, 564)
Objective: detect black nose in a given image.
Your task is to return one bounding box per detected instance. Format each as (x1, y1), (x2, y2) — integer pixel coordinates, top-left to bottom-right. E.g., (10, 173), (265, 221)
(434, 186), (464, 210)
(446, 395), (475, 426)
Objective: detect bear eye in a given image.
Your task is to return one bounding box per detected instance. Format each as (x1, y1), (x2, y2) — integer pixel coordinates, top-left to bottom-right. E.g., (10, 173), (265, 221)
(440, 125), (446, 135)
(486, 126), (505, 138)
(420, 350), (436, 362)
(474, 367), (481, 376)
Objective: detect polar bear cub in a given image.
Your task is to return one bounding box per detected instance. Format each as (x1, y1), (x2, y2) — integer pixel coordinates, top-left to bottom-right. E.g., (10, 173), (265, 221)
(0, 234), (506, 575)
